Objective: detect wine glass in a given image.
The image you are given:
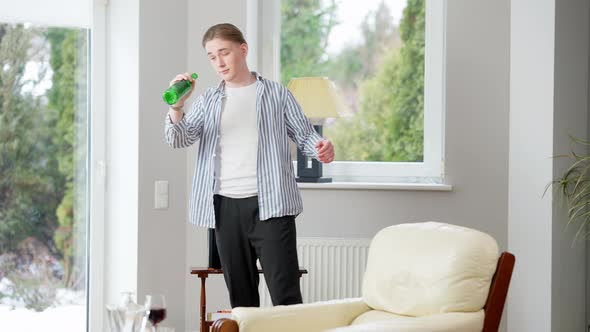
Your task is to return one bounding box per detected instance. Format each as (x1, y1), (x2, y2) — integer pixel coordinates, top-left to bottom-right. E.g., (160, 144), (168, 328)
(144, 294), (167, 331)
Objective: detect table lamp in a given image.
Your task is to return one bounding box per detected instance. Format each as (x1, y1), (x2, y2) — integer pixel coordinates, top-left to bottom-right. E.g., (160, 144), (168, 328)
(287, 77), (342, 183)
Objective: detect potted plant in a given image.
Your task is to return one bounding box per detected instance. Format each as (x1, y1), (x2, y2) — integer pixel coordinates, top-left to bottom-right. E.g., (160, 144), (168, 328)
(548, 136), (590, 242)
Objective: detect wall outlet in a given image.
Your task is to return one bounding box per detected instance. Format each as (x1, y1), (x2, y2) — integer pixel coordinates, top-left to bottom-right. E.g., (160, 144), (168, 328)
(154, 180), (168, 209)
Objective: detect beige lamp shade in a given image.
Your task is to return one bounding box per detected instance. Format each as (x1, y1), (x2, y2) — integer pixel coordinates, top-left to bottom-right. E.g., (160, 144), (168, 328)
(287, 77), (342, 119)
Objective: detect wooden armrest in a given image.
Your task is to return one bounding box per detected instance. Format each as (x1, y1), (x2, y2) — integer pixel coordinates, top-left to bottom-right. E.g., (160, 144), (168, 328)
(211, 318), (239, 332)
(482, 251), (515, 332)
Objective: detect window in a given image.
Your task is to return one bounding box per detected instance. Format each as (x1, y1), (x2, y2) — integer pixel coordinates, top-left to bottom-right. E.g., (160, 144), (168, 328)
(254, 0), (445, 182)
(0, 1), (104, 331)
(0, 21), (89, 332)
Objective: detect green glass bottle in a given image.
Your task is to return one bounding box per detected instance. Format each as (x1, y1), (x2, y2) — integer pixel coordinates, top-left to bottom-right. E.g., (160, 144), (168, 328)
(163, 73), (199, 105)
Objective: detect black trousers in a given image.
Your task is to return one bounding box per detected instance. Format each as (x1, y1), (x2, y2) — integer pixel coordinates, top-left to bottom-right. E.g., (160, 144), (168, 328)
(213, 194), (303, 308)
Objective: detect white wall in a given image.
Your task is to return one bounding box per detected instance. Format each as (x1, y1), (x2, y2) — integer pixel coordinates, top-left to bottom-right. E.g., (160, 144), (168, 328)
(104, 0), (139, 315)
(137, 0), (189, 330)
(509, 0), (588, 331)
(508, 1), (555, 330)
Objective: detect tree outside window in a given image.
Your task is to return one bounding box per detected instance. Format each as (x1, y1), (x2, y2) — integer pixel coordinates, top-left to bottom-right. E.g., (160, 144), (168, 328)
(280, 0), (425, 162)
(0, 23), (88, 331)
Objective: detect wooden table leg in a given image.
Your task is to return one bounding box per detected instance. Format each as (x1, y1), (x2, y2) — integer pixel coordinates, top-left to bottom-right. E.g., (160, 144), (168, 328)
(200, 275), (207, 332)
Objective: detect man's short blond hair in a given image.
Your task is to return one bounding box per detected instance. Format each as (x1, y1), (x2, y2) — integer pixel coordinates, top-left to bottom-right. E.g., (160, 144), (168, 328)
(202, 23), (247, 48)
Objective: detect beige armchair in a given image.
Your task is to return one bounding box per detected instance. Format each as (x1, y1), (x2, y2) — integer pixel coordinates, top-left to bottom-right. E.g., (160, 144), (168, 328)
(212, 221), (515, 332)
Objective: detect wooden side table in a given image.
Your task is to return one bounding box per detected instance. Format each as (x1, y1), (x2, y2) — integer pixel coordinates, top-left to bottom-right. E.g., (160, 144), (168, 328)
(190, 267), (308, 332)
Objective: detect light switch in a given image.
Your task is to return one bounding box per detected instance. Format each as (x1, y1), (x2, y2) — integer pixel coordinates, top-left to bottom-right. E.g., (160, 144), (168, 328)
(155, 180), (169, 209)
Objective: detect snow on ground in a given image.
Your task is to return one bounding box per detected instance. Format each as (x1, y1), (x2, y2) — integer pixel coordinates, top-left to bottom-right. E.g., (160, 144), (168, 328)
(0, 278), (86, 332)
(0, 304), (86, 332)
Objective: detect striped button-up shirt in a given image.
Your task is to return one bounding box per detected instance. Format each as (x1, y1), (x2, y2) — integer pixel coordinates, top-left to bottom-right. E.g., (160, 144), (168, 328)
(165, 72), (323, 228)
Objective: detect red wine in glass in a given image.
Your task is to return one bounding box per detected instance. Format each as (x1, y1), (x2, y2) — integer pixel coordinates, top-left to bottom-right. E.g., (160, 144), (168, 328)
(148, 307), (167, 326)
(145, 294), (167, 331)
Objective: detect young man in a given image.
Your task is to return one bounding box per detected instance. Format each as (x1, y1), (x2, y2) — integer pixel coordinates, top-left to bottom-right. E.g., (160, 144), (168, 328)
(165, 23), (334, 308)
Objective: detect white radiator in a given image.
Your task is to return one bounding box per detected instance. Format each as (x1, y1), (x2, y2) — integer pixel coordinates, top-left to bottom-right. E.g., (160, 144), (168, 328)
(258, 237), (372, 307)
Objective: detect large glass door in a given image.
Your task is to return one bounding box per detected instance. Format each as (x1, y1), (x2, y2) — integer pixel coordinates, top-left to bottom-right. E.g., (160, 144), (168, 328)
(0, 22), (90, 332)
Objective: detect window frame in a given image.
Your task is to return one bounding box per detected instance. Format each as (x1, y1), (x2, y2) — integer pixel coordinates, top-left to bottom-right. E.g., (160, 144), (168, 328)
(88, 1), (107, 331)
(0, 0), (106, 331)
(250, 0), (447, 182)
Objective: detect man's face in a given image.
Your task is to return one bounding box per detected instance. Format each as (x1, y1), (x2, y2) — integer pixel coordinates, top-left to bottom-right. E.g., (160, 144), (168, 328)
(205, 38), (248, 82)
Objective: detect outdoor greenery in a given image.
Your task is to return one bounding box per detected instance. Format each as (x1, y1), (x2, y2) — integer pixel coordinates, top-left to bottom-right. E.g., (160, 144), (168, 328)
(281, 0), (425, 162)
(0, 23), (86, 310)
(550, 136), (590, 243)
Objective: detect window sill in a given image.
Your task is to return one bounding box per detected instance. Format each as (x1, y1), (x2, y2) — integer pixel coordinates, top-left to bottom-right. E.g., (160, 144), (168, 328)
(297, 182), (453, 191)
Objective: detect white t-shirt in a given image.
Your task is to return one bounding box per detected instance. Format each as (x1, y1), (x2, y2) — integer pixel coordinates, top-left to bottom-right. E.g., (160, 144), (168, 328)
(213, 82), (258, 198)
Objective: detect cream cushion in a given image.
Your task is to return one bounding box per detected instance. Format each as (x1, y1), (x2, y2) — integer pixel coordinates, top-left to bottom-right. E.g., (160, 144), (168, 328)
(362, 222), (499, 316)
(232, 298), (370, 332)
(326, 309), (484, 332)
